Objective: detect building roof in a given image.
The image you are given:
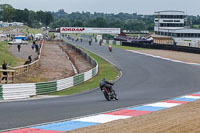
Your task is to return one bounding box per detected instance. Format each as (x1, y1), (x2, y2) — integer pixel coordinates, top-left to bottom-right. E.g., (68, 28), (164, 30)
(154, 10), (185, 15)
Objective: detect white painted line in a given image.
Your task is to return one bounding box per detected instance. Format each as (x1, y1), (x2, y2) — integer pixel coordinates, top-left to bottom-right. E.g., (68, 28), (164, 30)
(146, 102), (181, 108)
(182, 95), (200, 99)
(128, 50), (200, 66)
(74, 114), (131, 123)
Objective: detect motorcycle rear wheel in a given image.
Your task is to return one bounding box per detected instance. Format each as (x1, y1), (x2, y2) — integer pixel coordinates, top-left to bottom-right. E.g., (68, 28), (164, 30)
(104, 92), (111, 101)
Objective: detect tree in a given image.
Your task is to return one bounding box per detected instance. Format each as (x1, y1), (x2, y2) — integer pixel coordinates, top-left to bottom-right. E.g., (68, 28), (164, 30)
(44, 12), (54, 26)
(91, 17), (108, 27)
(2, 6), (15, 22)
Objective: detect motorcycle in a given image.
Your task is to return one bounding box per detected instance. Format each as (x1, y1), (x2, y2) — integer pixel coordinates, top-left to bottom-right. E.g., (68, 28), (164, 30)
(102, 86), (118, 101)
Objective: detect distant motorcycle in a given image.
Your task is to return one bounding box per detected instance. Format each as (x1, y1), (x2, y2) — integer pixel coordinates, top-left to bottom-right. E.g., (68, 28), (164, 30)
(102, 85), (118, 101)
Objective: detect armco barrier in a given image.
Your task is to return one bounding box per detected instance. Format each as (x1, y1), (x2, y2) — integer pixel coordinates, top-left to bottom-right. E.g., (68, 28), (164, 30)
(0, 41), (98, 100)
(84, 70), (92, 81)
(73, 74), (84, 86)
(2, 83), (36, 100)
(36, 81), (57, 95)
(57, 77), (73, 91)
(122, 42), (200, 54)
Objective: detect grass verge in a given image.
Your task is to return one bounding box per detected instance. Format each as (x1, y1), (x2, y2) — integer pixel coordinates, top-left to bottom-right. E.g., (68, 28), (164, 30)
(0, 41), (25, 67)
(50, 48), (119, 95)
(20, 26), (43, 34)
(105, 44), (146, 50)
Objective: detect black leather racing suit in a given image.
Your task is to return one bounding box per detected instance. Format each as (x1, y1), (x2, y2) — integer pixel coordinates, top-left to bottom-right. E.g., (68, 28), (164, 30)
(99, 79), (114, 93)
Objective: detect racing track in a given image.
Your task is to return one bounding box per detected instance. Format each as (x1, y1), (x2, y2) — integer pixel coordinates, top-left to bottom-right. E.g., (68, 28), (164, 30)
(1, 39), (200, 131)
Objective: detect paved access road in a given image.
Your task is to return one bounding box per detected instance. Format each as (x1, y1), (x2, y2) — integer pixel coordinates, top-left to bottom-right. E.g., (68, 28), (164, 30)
(1, 39), (200, 131)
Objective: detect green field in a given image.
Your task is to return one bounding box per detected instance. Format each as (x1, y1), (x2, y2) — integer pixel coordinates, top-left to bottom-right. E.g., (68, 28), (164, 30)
(0, 26), (43, 35)
(50, 48), (119, 95)
(19, 26), (43, 34)
(0, 41), (24, 67)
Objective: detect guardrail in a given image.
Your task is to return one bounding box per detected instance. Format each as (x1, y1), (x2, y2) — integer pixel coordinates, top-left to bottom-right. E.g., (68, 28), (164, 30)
(122, 42), (200, 54)
(0, 40), (44, 84)
(0, 40), (98, 100)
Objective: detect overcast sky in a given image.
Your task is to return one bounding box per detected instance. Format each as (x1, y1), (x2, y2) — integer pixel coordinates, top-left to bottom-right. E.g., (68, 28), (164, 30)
(1, 0), (200, 15)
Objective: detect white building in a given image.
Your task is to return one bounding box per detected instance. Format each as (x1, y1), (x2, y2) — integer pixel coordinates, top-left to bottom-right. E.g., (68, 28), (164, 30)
(153, 10), (200, 47)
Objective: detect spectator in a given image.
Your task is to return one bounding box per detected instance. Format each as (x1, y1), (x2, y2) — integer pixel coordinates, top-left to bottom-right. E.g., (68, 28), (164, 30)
(89, 38), (92, 46)
(24, 58), (31, 72)
(32, 41), (36, 50)
(1, 60), (7, 82)
(24, 60), (30, 65)
(35, 43), (39, 53)
(40, 39), (43, 47)
(17, 44), (21, 52)
(28, 55), (32, 63)
(99, 39), (102, 46)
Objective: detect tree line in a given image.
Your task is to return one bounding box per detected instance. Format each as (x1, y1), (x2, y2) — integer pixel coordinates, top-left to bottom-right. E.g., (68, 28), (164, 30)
(0, 4), (54, 28)
(1, 5), (200, 31)
(50, 9), (154, 31)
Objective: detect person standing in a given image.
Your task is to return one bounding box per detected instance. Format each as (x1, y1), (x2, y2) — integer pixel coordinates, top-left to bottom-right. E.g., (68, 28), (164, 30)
(1, 60), (7, 82)
(17, 44), (21, 52)
(35, 43), (39, 53)
(99, 39), (102, 46)
(32, 41), (36, 50)
(28, 55), (32, 63)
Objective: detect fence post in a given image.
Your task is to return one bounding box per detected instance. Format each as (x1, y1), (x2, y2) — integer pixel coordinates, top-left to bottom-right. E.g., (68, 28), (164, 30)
(12, 71), (15, 83)
(6, 74), (8, 84)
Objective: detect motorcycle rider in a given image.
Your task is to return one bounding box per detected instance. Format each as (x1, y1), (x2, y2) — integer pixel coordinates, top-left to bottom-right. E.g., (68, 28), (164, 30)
(99, 78), (114, 93)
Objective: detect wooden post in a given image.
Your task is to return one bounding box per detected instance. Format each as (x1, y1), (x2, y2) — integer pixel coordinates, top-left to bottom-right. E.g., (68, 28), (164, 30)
(6, 74), (8, 84)
(12, 71), (15, 83)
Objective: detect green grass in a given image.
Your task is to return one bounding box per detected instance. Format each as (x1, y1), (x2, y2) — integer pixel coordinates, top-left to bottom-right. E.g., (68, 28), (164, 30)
(0, 41), (25, 67)
(20, 26), (43, 34)
(0, 26), (43, 35)
(0, 26), (17, 32)
(50, 48), (119, 95)
(192, 25), (200, 29)
(105, 44), (146, 50)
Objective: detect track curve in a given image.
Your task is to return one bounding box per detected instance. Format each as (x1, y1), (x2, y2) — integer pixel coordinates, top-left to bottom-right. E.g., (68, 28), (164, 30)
(1, 39), (200, 131)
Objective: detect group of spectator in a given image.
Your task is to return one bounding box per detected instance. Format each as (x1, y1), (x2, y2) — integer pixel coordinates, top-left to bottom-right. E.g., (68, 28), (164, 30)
(1, 40), (42, 83)
(32, 41), (40, 53)
(114, 35), (153, 44)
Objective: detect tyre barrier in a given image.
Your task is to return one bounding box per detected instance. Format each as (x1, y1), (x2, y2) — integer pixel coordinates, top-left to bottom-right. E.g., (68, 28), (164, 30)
(0, 42), (98, 101)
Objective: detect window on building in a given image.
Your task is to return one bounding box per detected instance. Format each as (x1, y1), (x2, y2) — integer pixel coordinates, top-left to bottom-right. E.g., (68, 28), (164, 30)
(180, 33), (183, 37)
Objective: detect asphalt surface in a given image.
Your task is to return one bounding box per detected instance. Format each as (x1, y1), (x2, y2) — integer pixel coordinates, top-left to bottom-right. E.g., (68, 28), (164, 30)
(1, 38), (200, 131)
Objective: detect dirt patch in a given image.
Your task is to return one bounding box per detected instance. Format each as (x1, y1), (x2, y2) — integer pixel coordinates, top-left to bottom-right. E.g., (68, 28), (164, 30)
(15, 41), (93, 83)
(15, 41), (74, 83)
(137, 49), (200, 64)
(59, 44), (93, 74)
